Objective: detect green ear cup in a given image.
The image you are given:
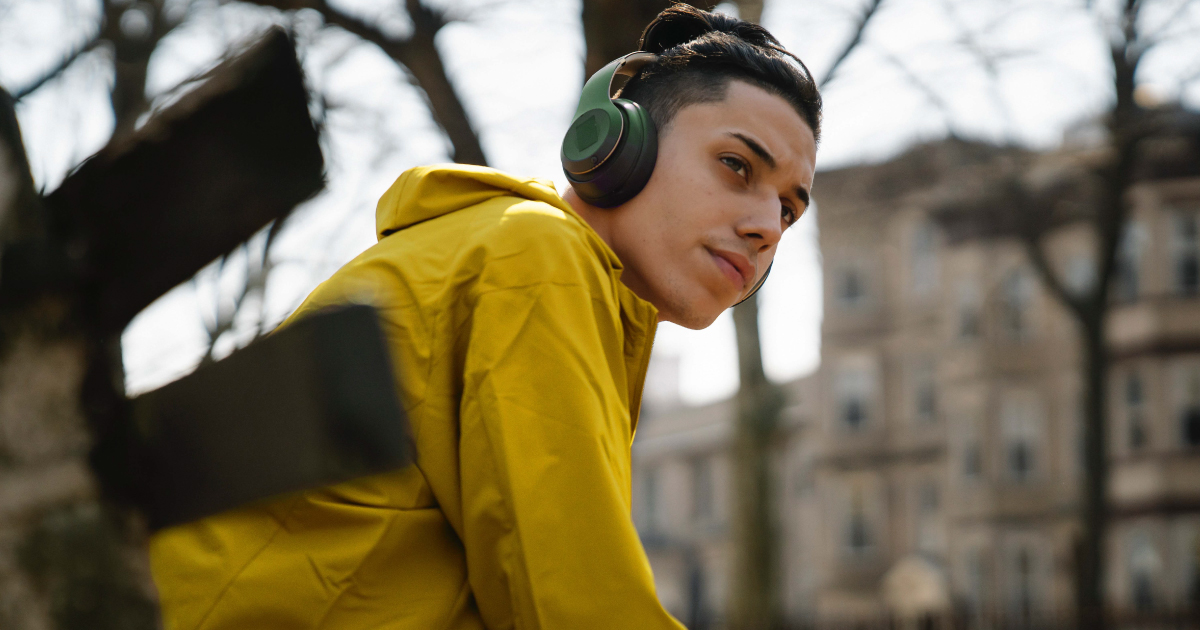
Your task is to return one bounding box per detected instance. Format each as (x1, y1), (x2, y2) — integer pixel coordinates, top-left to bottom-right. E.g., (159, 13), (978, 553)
(562, 53), (659, 208)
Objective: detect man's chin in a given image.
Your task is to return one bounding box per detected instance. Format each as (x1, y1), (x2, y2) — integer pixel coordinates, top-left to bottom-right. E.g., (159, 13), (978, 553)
(659, 301), (725, 330)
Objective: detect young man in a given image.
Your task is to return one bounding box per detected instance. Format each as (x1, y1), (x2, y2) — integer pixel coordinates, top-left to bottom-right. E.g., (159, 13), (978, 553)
(150, 5), (819, 629)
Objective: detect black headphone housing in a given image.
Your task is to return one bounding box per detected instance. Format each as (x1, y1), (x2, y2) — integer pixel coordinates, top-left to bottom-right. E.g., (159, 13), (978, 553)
(561, 54), (659, 208)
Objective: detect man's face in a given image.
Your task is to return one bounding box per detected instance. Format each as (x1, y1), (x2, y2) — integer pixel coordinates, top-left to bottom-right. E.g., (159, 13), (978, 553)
(607, 80), (817, 329)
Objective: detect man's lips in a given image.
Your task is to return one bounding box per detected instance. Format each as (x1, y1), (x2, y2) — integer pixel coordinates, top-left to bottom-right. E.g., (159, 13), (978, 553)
(709, 248), (754, 291)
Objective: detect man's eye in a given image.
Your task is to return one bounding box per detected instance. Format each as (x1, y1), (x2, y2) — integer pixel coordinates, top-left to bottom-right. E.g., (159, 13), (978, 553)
(782, 205), (797, 227)
(720, 156), (747, 178)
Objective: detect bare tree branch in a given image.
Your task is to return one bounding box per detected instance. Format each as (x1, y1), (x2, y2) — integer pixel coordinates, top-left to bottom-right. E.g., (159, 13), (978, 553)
(878, 48), (958, 134)
(237, 0), (488, 165)
(12, 33), (103, 102)
(818, 0), (883, 88)
(101, 0), (187, 138)
(1019, 230), (1089, 319)
(1141, 0), (1196, 44)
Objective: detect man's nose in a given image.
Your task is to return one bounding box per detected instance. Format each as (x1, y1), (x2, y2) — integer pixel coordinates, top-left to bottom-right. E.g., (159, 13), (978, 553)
(736, 198), (783, 252)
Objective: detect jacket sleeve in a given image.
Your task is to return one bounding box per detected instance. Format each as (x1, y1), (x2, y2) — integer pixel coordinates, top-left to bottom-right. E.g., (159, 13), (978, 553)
(457, 278), (685, 630)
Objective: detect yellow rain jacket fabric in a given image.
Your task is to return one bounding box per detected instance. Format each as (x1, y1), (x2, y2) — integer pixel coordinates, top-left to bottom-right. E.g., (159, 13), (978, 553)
(149, 165), (686, 630)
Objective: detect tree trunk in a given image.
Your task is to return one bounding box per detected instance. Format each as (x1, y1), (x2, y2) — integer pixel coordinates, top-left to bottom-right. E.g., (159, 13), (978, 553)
(0, 90), (158, 630)
(1076, 316), (1108, 630)
(731, 298), (785, 630)
(581, 0), (672, 77)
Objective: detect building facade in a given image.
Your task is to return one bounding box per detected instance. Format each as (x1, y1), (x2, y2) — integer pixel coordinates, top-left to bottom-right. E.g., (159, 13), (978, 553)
(631, 130), (1200, 627)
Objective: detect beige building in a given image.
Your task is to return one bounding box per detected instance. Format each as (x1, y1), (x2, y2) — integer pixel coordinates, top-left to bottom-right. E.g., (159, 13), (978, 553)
(632, 122), (1200, 627)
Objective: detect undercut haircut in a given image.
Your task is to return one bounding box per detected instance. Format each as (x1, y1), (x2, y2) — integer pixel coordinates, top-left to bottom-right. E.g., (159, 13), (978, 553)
(619, 4), (823, 145)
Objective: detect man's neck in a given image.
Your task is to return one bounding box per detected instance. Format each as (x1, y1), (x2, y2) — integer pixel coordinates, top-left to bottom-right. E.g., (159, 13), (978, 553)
(562, 186), (614, 250)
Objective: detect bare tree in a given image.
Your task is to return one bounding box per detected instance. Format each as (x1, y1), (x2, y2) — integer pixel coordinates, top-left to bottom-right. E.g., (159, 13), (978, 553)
(945, 2), (1198, 626)
(16, 0), (497, 370)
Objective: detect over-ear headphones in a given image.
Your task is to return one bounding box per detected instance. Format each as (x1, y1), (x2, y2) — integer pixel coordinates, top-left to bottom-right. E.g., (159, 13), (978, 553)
(561, 52), (772, 307)
(561, 52), (659, 209)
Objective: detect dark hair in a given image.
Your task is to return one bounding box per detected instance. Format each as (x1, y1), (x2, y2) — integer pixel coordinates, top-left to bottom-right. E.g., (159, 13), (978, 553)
(619, 4), (822, 145)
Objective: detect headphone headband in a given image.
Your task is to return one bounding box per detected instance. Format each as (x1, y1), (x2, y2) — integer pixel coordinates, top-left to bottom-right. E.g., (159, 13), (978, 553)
(570, 52), (657, 120)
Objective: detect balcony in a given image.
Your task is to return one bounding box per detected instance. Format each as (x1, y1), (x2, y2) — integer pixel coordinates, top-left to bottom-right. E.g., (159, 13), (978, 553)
(1110, 451), (1200, 516)
(1109, 295), (1200, 357)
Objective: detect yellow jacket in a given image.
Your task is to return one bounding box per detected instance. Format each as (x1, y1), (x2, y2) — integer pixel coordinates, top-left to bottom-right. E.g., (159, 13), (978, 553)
(150, 165), (685, 630)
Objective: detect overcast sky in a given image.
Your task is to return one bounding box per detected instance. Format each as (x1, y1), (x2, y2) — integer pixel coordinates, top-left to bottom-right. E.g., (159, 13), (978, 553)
(4, 0), (1199, 405)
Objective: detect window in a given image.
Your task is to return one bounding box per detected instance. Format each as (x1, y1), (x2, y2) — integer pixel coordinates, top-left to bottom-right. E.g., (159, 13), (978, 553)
(1126, 372), (1148, 451)
(836, 366), (874, 431)
(1176, 523), (1200, 608)
(960, 413), (983, 482)
(1011, 547), (1035, 624)
(1116, 223), (1146, 302)
(846, 485), (872, 555)
(1066, 253), (1096, 294)
(1185, 409), (1200, 449)
(1179, 366), (1200, 448)
(1128, 530), (1160, 613)
(956, 281), (981, 340)
(911, 221), (939, 297)
(837, 267), (866, 307)
(1174, 213), (1200, 296)
(1001, 393), (1041, 483)
(913, 361), (936, 424)
(1001, 269), (1034, 339)
(915, 481), (940, 552)
(692, 457), (713, 521)
(918, 482), (939, 513)
(1008, 442), (1033, 481)
(964, 548), (988, 613)
(964, 443), (982, 479)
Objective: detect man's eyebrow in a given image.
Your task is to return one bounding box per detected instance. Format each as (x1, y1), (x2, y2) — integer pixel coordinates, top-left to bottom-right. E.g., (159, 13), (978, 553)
(727, 132), (811, 208)
(728, 132), (776, 170)
(794, 185), (810, 209)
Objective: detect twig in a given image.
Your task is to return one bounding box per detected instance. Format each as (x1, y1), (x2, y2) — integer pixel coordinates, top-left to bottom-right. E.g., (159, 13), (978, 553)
(12, 33), (102, 101)
(818, 0), (884, 89)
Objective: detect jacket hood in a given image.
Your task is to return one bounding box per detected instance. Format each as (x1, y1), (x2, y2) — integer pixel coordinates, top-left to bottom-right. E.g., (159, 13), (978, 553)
(376, 164), (574, 240)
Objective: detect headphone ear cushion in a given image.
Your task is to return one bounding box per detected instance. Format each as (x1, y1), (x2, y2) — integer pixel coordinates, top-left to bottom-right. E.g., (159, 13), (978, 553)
(565, 99), (658, 208)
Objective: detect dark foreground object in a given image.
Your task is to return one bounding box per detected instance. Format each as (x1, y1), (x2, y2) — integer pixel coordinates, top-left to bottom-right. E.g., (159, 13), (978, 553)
(2, 27), (325, 336)
(125, 305), (412, 530)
